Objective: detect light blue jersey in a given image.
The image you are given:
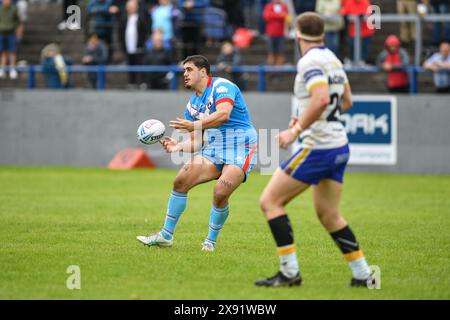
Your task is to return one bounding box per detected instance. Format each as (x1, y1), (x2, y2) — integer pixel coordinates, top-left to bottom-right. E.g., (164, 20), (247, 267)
(184, 77), (258, 178)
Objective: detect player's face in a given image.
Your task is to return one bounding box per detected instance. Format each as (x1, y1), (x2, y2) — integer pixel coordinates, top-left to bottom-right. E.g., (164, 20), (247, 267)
(183, 62), (204, 90)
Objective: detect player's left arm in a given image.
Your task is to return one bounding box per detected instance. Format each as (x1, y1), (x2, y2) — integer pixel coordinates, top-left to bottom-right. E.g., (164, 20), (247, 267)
(169, 102), (232, 131)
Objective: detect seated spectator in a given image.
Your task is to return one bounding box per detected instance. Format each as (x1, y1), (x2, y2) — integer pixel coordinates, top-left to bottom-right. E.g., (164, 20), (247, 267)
(377, 35), (410, 93)
(263, 0), (289, 66)
(151, 0), (181, 45)
(397, 0), (417, 44)
(422, 0), (450, 46)
(340, 0), (375, 64)
(0, 0), (20, 79)
(176, 0), (208, 57)
(316, 0), (343, 56)
(144, 29), (174, 89)
(82, 33), (109, 89)
(119, 0), (150, 88)
(423, 41), (450, 93)
(87, 0), (114, 62)
(40, 43), (73, 89)
(216, 40), (246, 90)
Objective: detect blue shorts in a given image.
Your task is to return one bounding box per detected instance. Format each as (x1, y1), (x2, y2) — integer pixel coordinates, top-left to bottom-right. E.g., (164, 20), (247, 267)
(0, 34), (17, 53)
(281, 144), (350, 185)
(198, 130), (258, 182)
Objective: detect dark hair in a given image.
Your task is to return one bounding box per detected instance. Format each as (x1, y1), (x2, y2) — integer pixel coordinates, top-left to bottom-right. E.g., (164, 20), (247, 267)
(182, 55), (211, 75)
(296, 12), (324, 41)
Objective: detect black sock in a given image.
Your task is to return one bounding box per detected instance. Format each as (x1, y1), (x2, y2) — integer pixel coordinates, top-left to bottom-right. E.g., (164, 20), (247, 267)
(330, 225), (360, 254)
(268, 215), (294, 247)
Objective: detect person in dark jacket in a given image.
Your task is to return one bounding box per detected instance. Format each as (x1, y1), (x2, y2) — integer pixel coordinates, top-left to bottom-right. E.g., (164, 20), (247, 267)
(118, 0), (150, 86)
(144, 28), (174, 89)
(377, 35), (410, 93)
(87, 0), (114, 61)
(176, 0), (208, 57)
(82, 33), (109, 88)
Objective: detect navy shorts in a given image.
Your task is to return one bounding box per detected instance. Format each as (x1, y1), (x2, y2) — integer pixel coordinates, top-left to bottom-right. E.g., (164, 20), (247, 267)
(0, 34), (17, 52)
(268, 36), (285, 54)
(280, 144), (350, 185)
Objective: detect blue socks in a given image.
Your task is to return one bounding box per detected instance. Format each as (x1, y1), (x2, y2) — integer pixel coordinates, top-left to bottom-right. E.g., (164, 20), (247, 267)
(206, 205), (230, 245)
(161, 190), (187, 240)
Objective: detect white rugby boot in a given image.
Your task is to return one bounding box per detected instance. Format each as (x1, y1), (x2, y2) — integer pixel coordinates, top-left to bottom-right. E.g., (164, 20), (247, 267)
(136, 232), (173, 247)
(201, 239), (216, 252)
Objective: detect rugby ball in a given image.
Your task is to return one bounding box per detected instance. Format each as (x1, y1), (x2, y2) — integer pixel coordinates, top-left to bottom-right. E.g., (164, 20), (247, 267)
(137, 119), (165, 145)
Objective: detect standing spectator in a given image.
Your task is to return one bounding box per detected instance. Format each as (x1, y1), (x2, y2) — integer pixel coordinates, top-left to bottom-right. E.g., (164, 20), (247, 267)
(40, 43), (73, 89)
(87, 0), (114, 62)
(82, 33), (109, 89)
(216, 40), (246, 90)
(0, 0), (20, 79)
(15, 0), (26, 43)
(144, 28), (174, 89)
(119, 0), (150, 87)
(397, 0), (417, 44)
(423, 41), (450, 93)
(263, 0), (289, 66)
(340, 0), (375, 64)
(422, 0), (450, 46)
(151, 0), (181, 44)
(58, 0), (79, 31)
(316, 0), (343, 56)
(293, 0), (316, 14)
(377, 35), (410, 93)
(176, 0), (208, 57)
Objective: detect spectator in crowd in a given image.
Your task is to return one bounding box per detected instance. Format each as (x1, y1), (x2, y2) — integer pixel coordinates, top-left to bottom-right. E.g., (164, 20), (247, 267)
(340, 0), (375, 64)
(41, 43), (72, 89)
(222, 0), (244, 30)
(423, 41), (450, 93)
(397, 0), (417, 44)
(119, 0), (150, 87)
(263, 0), (289, 66)
(216, 40), (246, 90)
(58, 0), (79, 31)
(14, 0), (26, 43)
(0, 0), (20, 79)
(87, 0), (114, 62)
(422, 0), (450, 46)
(82, 33), (109, 89)
(144, 28), (174, 89)
(377, 35), (410, 93)
(176, 0), (208, 57)
(293, 0), (316, 14)
(316, 0), (343, 56)
(151, 0), (181, 45)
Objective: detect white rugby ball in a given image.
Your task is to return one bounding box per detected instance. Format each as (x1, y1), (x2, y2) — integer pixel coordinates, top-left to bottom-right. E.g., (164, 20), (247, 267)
(137, 119), (165, 145)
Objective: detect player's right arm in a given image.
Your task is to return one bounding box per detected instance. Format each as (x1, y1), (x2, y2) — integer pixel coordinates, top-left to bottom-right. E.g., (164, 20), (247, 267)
(161, 129), (203, 153)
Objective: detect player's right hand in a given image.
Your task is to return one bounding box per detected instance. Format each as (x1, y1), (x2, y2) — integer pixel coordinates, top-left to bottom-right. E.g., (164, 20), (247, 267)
(160, 136), (181, 153)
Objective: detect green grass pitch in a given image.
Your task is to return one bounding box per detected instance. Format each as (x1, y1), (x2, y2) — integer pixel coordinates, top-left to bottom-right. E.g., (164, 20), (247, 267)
(0, 166), (449, 300)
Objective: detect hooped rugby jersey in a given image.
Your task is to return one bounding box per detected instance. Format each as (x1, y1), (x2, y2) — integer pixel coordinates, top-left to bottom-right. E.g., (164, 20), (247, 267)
(294, 46), (349, 149)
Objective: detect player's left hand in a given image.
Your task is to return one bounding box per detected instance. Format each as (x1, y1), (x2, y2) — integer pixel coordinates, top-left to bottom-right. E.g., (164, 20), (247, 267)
(277, 129), (297, 149)
(169, 118), (194, 132)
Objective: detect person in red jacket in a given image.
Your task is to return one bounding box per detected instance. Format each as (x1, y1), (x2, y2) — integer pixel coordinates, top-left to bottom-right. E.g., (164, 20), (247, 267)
(340, 0), (375, 64)
(263, 0), (289, 65)
(376, 35), (410, 93)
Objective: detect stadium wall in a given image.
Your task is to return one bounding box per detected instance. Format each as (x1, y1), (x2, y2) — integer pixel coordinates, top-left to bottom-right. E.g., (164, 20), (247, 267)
(0, 90), (449, 174)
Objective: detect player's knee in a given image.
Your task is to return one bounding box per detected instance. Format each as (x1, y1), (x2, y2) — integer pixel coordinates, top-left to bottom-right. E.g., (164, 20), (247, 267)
(259, 193), (278, 214)
(213, 185), (230, 204)
(317, 209), (341, 227)
(173, 175), (191, 193)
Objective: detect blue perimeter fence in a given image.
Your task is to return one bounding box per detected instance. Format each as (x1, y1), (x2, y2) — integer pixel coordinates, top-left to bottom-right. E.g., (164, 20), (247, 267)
(15, 64), (433, 94)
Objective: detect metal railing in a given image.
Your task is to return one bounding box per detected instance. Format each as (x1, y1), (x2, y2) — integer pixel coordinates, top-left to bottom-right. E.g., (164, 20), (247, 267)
(347, 14), (450, 65)
(6, 64), (436, 94)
